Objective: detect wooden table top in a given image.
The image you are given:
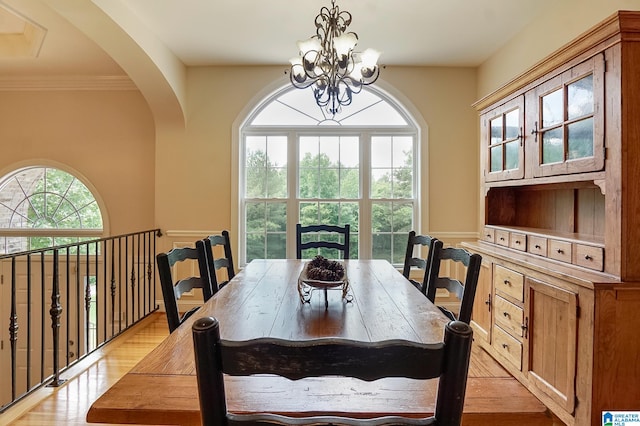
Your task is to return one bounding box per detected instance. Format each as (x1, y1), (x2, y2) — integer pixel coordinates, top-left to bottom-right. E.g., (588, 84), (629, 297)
(87, 259), (554, 426)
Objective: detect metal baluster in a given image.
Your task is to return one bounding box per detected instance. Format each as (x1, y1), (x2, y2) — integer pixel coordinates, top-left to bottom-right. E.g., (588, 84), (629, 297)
(9, 258), (18, 400)
(49, 248), (65, 387)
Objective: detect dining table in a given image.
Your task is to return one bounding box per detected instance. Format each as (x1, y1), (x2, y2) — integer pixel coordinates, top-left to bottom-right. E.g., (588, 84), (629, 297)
(86, 259), (554, 426)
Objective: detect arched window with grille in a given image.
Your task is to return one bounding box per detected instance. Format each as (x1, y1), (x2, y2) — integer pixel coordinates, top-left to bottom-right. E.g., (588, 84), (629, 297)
(237, 83), (425, 266)
(0, 166), (104, 254)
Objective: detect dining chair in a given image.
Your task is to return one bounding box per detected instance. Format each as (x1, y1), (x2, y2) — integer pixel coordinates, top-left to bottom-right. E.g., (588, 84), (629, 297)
(192, 316), (473, 426)
(156, 243), (213, 333)
(425, 245), (482, 324)
(202, 230), (236, 292)
(296, 223), (350, 260)
(402, 230), (443, 294)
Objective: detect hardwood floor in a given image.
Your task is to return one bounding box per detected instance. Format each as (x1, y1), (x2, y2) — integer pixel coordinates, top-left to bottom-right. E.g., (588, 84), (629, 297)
(1, 311), (564, 426)
(2, 313), (169, 426)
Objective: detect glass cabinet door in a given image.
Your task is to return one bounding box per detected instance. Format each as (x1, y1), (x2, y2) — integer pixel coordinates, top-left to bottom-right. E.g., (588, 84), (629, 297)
(482, 96), (525, 182)
(527, 55), (604, 178)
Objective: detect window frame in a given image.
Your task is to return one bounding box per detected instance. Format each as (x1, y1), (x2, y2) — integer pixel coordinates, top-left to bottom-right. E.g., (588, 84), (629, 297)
(235, 83), (424, 267)
(0, 163), (107, 254)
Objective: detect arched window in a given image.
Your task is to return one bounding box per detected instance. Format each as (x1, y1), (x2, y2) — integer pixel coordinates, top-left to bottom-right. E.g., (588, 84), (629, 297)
(0, 166), (104, 254)
(238, 84), (423, 266)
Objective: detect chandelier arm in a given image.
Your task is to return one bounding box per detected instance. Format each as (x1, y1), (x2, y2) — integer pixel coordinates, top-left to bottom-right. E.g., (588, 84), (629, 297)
(289, 0), (381, 116)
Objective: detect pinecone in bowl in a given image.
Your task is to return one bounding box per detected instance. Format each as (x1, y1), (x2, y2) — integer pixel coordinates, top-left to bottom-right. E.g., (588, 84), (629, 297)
(306, 255), (345, 281)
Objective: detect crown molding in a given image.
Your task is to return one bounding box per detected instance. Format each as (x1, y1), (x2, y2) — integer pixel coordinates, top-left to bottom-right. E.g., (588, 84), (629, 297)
(0, 75), (137, 91)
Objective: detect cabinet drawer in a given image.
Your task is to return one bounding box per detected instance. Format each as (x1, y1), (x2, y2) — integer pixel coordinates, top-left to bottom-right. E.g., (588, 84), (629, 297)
(573, 244), (604, 271)
(495, 230), (510, 247)
(482, 227), (495, 243)
(494, 295), (524, 338)
(527, 235), (547, 257)
(494, 264), (524, 302)
(509, 232), (527, 251)
(493, 324), (523, 370)
(548, 239), (572, 263)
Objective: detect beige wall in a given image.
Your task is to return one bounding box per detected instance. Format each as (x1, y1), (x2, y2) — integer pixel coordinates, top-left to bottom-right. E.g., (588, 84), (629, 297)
(0, 90), (156, 235)
(477, 1), (640, 98)
(154, 65), (479, 257)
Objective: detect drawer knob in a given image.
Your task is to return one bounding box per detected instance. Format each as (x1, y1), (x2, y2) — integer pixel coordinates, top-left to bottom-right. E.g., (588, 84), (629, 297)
(503, 311), (510, 318)
(502, 343), (508, 349)
(557, 248), (564, 254)
(534, 244), (541, 249)
(585, 254), (593, 261)
(499, 237), (505, 241)
(515, 240), (521, 244)
(503, 279), (510, 286)
(486, 234), (492, 238)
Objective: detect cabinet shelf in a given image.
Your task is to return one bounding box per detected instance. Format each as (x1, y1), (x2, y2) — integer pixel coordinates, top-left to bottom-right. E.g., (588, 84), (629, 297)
(484, 171), (605, 192)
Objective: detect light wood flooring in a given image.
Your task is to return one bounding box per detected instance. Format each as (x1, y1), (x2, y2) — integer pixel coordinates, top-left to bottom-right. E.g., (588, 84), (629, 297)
(1, 313), (169, 426)
(1, 311), (564, 426)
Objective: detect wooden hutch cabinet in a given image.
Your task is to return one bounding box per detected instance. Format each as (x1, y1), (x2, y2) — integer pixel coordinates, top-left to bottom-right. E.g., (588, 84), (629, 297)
(463, 11), (640, 426)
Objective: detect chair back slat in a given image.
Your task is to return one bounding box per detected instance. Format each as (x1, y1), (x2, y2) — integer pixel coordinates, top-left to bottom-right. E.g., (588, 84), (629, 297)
(425, 245), (482, 324)
(220, 338), (444, 380)
(192, 316), (473, 426)
(296, 223), (350, 260)
(202, 230), (236, 291)
(157, 244), (213, 333)
(402, 231), (442, 294)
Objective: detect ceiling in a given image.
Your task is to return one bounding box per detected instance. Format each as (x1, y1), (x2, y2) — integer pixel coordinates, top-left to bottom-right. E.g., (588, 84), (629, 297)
(0, 0), (555, 78)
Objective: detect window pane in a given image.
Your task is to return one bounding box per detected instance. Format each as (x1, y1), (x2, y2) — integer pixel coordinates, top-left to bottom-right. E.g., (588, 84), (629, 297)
(392, 235), (407, 265)
(542, 89), (563, 128)
(372, 203), (392, 232)
(505, 140), (520, 170)
(299, 165), (319, 198)
(320, 136), (340, 164)
(372, 233), (391, 259)
(265, 233), (286, 259)
(505, 109), (519, 140)
(340, 137), (359, 167)
(245, 202), (265, 232)
(490, 145), (503, 172)
(392, 203), (413, 233)
(245, 233), (265, 263)
(371, 136), (392, 168)
(542, 127), (564, 164)
(490, 116), (502, 144)
(245, 201), (286, 261)
(266, 203), (287, 232)
(299, 137), (320, 167)
(266, 166), (287, 198)
(340, 202), (359, 233)
(78, 202), (102, 229)
(393, 168), (413, 198)
(393, 137), (413, 168)
(567, 118), (594, 160)
(245, 136), (267, 198)
(371, 169), (392, 199)
(567, 75), (594, 120)
(340, 168), (359, 198)
(245, 136), (287, 198)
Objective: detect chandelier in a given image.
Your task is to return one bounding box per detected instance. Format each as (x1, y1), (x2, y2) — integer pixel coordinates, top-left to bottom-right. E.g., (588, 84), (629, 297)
(289, 0), (381, 115)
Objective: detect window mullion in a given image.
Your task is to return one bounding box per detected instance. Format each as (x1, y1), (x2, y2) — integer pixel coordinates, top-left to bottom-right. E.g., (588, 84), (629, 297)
(360, 132), (372, 259)
(287, 130), (299, 258)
